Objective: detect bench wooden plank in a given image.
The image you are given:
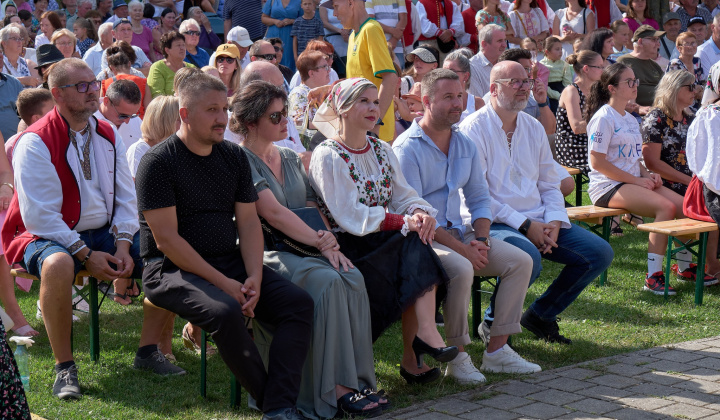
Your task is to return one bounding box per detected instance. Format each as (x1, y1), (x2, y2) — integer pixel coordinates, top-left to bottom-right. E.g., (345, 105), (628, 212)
(567, 205), (627, 221)
(637, 219), (718, 236)
(11, 268), (92, 285)
(562, 165), (582, 176)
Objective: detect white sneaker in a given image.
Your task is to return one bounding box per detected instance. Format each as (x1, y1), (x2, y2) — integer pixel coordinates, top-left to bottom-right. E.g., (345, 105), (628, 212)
(445, 352), (486, 384)
(37, 300), (80, 322)
(480, 344), (542, 374)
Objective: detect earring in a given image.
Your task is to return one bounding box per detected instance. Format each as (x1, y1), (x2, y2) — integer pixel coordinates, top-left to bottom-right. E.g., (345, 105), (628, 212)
(343, 113), (348, 118)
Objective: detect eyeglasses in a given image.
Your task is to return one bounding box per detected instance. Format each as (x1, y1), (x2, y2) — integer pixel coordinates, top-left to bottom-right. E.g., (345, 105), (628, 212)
(325, 54), (333, 61)
(681, 42), (698, 47)
(268, 107), (288, 124)
(55, 41), (73, 47)
(313, 64), (330, 71)
(494, 78), (535, 90)
(216, 56), (236, 64)
(7, 37), (23, 42)
(183, 30), (200, 36)
(109, 100), (138, 120)
(682, 83), (697, 91)
(58, 80), (101, 92)
(618, 78), (641, 88)
(272, 45), (282, 52)
(253, 53), (277, 61)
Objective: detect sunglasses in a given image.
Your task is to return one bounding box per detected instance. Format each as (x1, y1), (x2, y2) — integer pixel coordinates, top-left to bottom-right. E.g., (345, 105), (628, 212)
(59, 80), (102, 93)
(183, 30), (200, 36)
(109, 100), (138, 120)
(273, 45), (282, 52)
(216, 56), (236, 64)
(682, 83), (697, 91)
(268, 107), (288, 124)
(253, 53), (277, 61)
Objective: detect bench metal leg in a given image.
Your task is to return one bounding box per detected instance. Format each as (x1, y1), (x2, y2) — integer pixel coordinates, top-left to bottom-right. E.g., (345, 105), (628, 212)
(665, 237), (674, 301)
(574, 173), (583, 207)
(472, 276), (481, 339)
(88, 276), (100, 362)
(696, 232), (709, 305)
(230, 375), (242, 408)
(599, 216), (612, 286)
(201, 329), (207, 398)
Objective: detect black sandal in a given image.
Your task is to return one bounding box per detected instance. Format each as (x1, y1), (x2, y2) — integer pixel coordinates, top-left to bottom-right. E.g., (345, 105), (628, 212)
(360, 387), (390, 411)
(336, 392), (382, 418)
(622, 213), (644, 227)
(125, 279), (140, 298)
(610, 217), (624, 237)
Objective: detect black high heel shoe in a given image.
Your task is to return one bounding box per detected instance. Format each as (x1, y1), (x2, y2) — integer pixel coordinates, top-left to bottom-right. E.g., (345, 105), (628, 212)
(412, 336), (459, 368)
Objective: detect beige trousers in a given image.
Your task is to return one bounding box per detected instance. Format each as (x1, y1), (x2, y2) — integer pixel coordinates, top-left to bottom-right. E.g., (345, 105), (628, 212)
(432, 227), (533, 346)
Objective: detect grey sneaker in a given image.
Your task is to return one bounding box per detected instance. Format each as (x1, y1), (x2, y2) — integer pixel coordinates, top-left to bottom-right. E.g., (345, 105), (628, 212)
(133, 350), (186, 376)
(53, 364), (82, 400)
(478, 321), (491, 347)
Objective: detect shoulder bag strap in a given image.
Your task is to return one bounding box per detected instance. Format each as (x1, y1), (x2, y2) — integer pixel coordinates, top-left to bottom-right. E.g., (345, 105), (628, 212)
(582, 8), (586, 34)
(660, 37), (671, 58)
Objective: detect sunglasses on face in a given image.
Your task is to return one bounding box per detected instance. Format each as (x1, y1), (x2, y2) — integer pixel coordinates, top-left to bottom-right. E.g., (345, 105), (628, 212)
(216, 56), (236, 64)
(59, 80), (102, 93)
(110, 100), (138, 120)
(184, 30), (200, 36)
(273, 45), (282, 52)
(682, 83), (697, 91)
(253, 53), (277, 61)
(268, 107), (288, 124)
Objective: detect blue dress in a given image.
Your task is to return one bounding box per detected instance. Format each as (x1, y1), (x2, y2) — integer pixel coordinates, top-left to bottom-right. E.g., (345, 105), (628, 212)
(263, 0), (301, 72)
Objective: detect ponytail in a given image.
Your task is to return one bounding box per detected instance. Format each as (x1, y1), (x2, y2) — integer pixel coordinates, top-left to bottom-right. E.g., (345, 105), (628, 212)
(584, 62), (628, 123)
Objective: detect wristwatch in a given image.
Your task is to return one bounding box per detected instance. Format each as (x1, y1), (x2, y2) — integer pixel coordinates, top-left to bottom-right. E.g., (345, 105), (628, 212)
(518, 219), (532, 236)
(538, 99), (550, 108)
(476, 237), (491, 248)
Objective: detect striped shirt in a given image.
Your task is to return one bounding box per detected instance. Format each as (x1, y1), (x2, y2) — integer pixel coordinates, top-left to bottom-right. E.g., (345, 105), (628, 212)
(223, 0), (266, 41)
(366, 0), (407, 53)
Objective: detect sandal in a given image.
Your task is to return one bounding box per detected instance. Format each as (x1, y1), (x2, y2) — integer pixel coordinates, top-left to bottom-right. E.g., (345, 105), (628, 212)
(125, 279), (140, 298)
(336, 392), (382, 418)
(182, 323), (217, 356)
(360, 387), (390, 411)
(11, 323), (39, 337)
(622, 214), (644, 227)
(610, 217), (624, 237)
(98, 281), (131, 306)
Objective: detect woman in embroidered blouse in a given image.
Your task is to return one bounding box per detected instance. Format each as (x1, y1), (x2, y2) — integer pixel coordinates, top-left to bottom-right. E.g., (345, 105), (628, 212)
(310, 78), (458, 385)
(476, 0), (522, 45)
(0, 24), (40, 87)
(509, 0), (549, 48)
(232, 80), (387, 419)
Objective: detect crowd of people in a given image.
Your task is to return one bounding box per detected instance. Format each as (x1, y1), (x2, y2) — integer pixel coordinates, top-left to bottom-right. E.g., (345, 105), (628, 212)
(2, 0), (720, 418)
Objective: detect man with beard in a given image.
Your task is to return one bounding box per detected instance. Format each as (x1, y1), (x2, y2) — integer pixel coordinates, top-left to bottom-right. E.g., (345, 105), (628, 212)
(459, 61), (614, 345)
(2, 58), (184, 400)
(393, 68), (539, 385)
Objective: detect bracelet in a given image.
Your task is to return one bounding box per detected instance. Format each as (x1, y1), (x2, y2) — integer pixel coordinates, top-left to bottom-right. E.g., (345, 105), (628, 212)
(81, 249), (93, 266)
(1, 183), (13, 193)
(538, 99), (550, 108)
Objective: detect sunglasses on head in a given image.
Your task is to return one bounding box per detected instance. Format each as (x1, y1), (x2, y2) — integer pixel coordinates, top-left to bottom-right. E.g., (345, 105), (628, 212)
(216, 56), (235, 64)
(268, 107), (288, 124)
(253, 53), (277, 61)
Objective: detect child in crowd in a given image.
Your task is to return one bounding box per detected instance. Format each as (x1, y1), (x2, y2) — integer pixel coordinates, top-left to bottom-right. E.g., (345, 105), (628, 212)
(394, 82), (423, 138)
(522, 37), (550, 86)
(608, 20), (632, 62)
(291, 0), (324, 62)
(541, 36), (573, 113)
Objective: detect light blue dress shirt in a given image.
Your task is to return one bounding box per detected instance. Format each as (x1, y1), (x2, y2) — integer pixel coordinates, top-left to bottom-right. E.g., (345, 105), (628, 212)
(393, 119), (493, 237)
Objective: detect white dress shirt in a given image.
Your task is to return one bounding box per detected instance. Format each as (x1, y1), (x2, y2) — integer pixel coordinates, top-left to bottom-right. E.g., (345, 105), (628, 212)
(468, 51), (493, 98)
(83, 43), (106, 77)
(696, 37), (720, 79)
(459, 102), (569, 230)
(687, 104), (720, 194)
(94, 109), (142, 153)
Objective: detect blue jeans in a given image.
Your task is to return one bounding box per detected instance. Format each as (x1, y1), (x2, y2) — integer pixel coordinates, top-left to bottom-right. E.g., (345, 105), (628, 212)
(486, 223), (614, 321)
(23, 225), (142, 280)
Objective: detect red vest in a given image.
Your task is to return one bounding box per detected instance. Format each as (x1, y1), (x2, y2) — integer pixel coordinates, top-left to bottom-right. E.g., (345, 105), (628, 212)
(418, 0), (455, 41)
(462, 6), (479, 54)
(588, 0), (612, 28)
(2, 107), (116, 265)
(403, 0), (414, 50)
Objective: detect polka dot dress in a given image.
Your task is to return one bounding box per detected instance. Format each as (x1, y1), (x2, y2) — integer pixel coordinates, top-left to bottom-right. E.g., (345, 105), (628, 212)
(555, 83), (589, 174)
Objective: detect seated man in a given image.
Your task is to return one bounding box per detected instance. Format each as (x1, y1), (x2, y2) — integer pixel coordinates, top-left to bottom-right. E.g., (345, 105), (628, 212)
(100, 19), (152, 76)
(459, 61), (614, 344)
(94, 79), (142, 150)
(1, 58), (182, 401)
(617, 25), (665, 113)
(394, 68), (539, 384)
(135, 71), (313, 420)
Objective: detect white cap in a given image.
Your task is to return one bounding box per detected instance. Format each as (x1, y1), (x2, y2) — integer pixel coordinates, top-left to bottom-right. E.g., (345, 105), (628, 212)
(227, 26), (252, 48)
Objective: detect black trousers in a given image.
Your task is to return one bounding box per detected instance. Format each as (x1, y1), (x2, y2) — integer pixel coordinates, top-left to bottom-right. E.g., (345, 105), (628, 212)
(143, 254), (313, 412)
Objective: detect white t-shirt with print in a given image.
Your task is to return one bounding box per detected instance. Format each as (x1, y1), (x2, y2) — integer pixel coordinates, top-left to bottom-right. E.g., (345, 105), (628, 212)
(587, 104), (642, 204)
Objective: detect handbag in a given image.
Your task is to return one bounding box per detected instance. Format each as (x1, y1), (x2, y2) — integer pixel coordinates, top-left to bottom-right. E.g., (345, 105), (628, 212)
(436, 0), (456, 53)
(260, 207), (327, 257)
(297, 106), (315, 150)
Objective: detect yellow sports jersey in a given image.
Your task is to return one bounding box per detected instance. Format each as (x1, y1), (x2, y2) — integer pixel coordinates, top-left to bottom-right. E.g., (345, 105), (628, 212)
(346, 18), (397, 142)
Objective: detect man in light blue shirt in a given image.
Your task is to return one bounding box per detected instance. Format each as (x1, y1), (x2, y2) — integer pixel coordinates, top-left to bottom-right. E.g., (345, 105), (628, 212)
(393, 68), (539, 385)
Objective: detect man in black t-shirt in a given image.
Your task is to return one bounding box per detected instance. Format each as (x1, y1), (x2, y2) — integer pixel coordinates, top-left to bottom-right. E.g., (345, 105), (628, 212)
(135, 72), (313, 420)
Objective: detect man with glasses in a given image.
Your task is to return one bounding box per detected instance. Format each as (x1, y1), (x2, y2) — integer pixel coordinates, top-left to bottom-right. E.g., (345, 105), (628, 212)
(459, 60), (614, 345)
(2, 58), (184, 401)
(94, 79), (142, 150)
(249, 39), (291, 93)
(617, 25), (666, 112)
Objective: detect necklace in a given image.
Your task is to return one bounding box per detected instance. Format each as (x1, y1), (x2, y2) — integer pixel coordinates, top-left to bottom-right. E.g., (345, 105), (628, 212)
(69, 123), (92, 180)
(337, 133), (368, 151)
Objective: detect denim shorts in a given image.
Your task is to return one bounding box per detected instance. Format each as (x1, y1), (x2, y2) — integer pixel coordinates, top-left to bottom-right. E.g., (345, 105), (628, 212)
(22, 225), (142, 280)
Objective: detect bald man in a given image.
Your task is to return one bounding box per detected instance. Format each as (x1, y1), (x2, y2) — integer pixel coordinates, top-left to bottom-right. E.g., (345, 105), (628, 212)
(459, 61), (614, 346)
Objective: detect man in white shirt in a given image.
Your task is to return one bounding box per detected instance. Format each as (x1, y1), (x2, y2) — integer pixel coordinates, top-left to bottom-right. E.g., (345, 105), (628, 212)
(209, 26), (253, 70)
(696, 14), (720, 74)
(459, 61), (614, 345)
(2, 59), (183, 401)
(100, 19), (152, 76)
(105, 0), (129, 25)
(94, 79), (142, 151)
(83, 22), (113, 76)
(468, 23), (506, 98)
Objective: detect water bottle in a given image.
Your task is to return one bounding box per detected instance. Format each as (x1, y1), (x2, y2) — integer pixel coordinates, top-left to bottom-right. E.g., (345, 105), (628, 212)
(9, 336), (34, 392)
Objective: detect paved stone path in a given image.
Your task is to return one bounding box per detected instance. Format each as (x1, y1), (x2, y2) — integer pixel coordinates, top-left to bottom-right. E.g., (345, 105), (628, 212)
(380, 336), (720, 419)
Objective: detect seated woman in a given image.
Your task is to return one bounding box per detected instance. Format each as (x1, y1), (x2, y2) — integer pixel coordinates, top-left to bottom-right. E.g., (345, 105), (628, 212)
(586, 63), (699, 295)
(288, 39), (339, 90)
(97, 40), (146, 80)
(642, 70), (720, 282)
(231, 80), (387, 419)
(147, 31), (194, 98)
(50, 28), (76, 58)
(289, 50), (330, 148)
(179, 18), (209, 68)
(666, 32), (704, 113)
(309, 78), (458, 385)
(211, 43), (240, 97)
(101, 46), (151, 118)
(0, 23), (40, 88)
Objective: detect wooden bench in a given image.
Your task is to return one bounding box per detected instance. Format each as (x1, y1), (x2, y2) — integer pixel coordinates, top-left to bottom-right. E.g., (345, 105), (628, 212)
(637, 219), (719, 304)
(11, 268), (124, 362)
(567, 205), (628, 285)
(562, 166), (585, 207)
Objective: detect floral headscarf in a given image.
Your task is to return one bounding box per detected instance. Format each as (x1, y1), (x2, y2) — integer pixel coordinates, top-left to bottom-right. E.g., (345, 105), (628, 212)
(701, 61), (720, 106)
(312, 77), (376, 139)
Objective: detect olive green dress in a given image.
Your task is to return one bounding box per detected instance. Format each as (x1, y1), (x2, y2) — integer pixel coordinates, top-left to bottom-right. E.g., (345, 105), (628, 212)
(244, 146), (376, 420)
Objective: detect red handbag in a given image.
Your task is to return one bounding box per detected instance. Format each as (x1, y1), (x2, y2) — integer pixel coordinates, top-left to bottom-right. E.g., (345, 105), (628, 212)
(683, 176), (714, 222)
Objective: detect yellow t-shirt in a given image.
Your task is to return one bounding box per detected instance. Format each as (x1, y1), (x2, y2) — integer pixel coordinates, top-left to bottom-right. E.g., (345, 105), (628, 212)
(346, 18), (397, 142)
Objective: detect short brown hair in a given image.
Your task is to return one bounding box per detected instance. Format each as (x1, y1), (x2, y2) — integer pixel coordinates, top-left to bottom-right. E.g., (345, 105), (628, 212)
(161, 31), (185, 58)
(305, 39), (334, 55)
(675, 31), (697, 47)
(16, 88), (53, 124)
(41, 11), (62, 32)
(296, 50), (326, 82)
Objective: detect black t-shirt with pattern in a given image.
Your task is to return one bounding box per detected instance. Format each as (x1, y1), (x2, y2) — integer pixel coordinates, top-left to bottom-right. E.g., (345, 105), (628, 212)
(640, 108), (694, 196)
(135, 135), (259, 259)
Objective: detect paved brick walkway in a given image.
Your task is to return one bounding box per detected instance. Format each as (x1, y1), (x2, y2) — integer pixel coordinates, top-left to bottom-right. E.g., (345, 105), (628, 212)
(380, 336), (720, 419)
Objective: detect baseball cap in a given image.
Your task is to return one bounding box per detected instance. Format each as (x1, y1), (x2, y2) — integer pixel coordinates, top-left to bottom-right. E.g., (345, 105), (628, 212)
(113, 18), (131, 29)
(662, 12), (680, 24)
(320, 0), (364, 10)
(215, 43), (240, 59)
(226, 26), (252, 48)
(112, 0), (127, 10)
(688, 16), (707, 27)
(632, 24), (665, 42)
(405, 47), (439, 64)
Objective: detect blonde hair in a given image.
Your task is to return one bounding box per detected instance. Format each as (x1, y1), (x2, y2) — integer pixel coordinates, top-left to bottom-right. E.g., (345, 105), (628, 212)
(141, 96), (179, 144)
(212, 55), (241, 94)
(51, 28), (77, 47)
(675, 31), (696, 47)
(652, 70), (696, 118)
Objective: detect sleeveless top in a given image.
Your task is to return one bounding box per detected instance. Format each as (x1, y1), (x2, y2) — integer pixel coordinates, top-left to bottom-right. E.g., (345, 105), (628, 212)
(555, 83), (589, 173)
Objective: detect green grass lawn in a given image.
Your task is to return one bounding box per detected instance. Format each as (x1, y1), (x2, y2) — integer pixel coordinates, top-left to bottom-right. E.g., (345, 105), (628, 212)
(12, 207), (720, 419)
